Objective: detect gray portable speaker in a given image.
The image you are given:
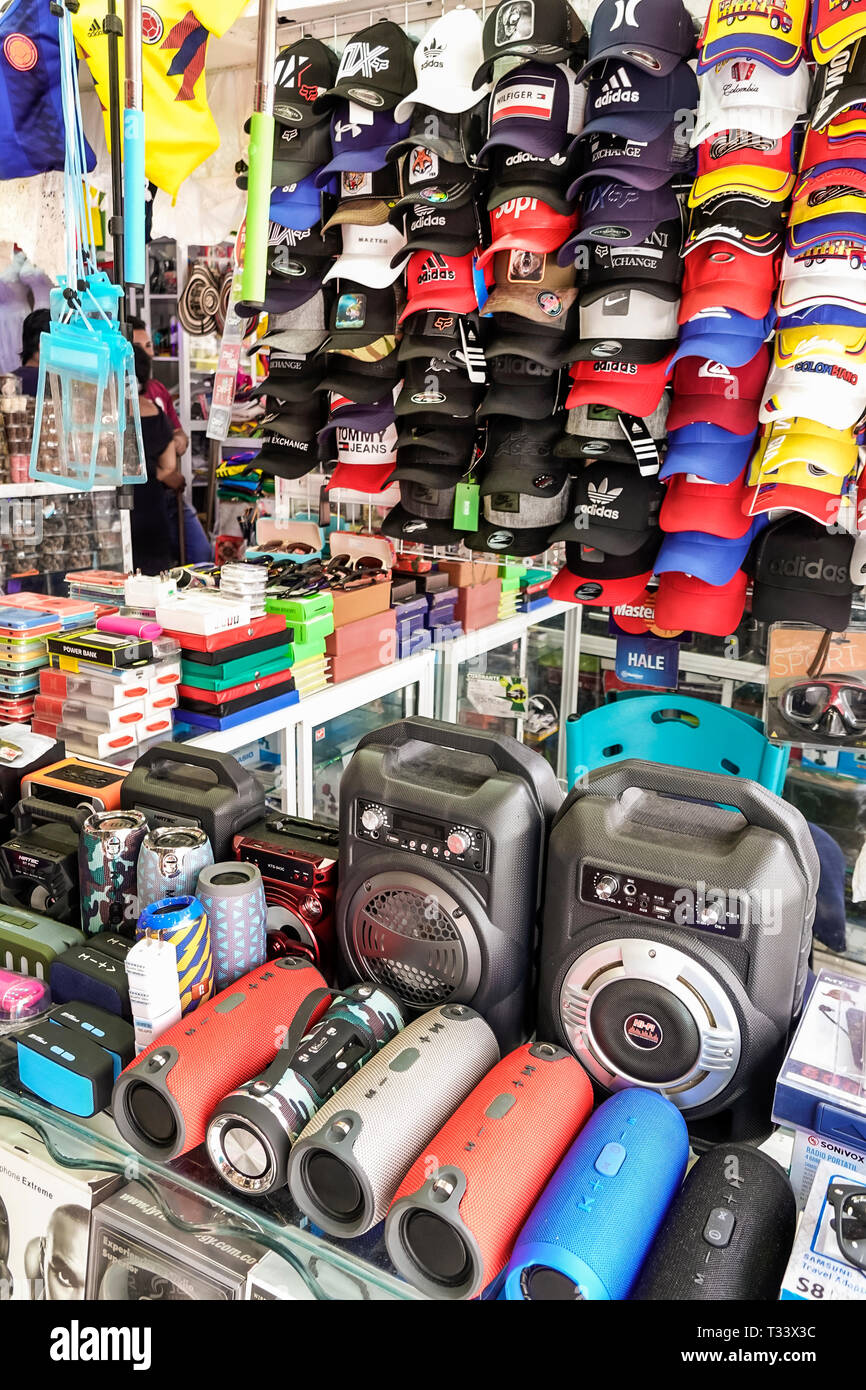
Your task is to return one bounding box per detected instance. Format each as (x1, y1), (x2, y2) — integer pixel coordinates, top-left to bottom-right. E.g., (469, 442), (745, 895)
(335, 717), (562, 1052)
(287, 1003), (499, 1237)
(537, 760), (818, 1146)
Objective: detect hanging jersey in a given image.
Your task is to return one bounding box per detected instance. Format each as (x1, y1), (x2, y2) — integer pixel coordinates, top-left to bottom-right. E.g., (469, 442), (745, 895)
(73, 0), (246, 199)
(0, 0), (95, 180)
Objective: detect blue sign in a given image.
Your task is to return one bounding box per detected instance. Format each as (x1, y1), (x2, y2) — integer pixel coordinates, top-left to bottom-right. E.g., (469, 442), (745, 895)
(614, 633), (679, 689)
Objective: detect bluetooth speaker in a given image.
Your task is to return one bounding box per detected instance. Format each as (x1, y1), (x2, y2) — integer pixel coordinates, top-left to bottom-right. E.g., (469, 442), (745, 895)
(112, 956), (329, 1161)
(503, 1088), (689, 1300)
(136, 825), (214, 910)
(195, 862), (267, 991)
(632, 1142), (797, 1300)
(121, 743), (264, 859)
(335, 717), (561, 1051)
(288, 1004), (499, 1238)
(386, 1042), (594, 1299)
(538, 760), (818, 1145)
(79, 810), (148, 937)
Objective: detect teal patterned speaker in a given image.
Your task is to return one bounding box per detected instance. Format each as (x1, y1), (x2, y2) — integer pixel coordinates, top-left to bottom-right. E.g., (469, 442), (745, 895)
(195, 862), (267, 991)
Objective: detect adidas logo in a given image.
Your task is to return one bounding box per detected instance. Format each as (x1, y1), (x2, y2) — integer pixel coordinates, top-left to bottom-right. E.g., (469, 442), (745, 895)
(88, 18), (102, 36)
(594, 66), (639, 106)
(421, 36), (446, 68)
(579, 477), (623, 519)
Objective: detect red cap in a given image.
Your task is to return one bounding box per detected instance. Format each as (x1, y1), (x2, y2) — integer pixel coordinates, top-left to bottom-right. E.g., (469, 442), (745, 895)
(697, 130), (796, 183)
(679, 244), (779, 322)
(793, 163), (866, 204)
(654, 569), (748, 637)
(744, 480), (846, 525)
(666, 346), (770, 432)
(660, 469), (753, 539)
(565, 357), (669, 416)
(398, 250), (478, 322)
(327, 462), (396, 493)
(476, 197), (578, 270)
(799, 123), (866, 173)
(610, 587), (686, 637)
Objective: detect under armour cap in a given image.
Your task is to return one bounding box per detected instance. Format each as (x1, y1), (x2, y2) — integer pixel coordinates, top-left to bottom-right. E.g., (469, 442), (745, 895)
(315, 105), (410, 186)
(549, 532), (662, 605)
(583, 60), (698, 142)
(580, 0), (695, 79)
(314, 21), (417, 113)
(555, 397), (669, 469)
(473, 0), (587, 89)
(698, 0), (808, 75)
(751, 515), (855, 629)
(661, 469), (752, 538)
(692, 57), (810, 145)
(666, 346), (770, 433)
(272, 39), (339, 128)
(395, 8), (488, 122)
(566, 356), (669, 415)
(551, 461), (664, 552)
(655, 569), (748, 636)
(399, 249), (479, 320)
(479, 62), (585, 163)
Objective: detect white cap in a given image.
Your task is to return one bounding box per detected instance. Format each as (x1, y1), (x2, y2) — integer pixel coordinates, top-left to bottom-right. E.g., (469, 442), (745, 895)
(691, 57), (811, 146)
(322, 222), (407, 288)
(335, 422), (398, 465)
(580, 286), (680, 342)
(760, 360), (866, 430)
(394, 8), (488, 123)
(777, 269), (866, 317)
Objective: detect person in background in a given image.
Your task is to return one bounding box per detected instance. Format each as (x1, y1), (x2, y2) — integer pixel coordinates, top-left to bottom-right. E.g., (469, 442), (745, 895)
(128, 314), (212, 564)
(131, 343), (181, 573)
(15, 308), (51, 395)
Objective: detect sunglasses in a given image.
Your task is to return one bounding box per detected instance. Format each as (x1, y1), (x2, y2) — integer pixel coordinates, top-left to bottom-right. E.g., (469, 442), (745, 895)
(779, 678), (866, 740)
(829, 1182), (866, 1273)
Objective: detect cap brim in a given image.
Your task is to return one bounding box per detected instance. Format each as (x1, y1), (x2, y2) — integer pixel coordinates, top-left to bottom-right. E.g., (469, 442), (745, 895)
(680, 280), (775, 321)
(487, 182), (573, 216)
(751, 580), (852, 630)
(549, 563), (654, 606)
(465, 520), (556, 557)
(319, 373), (400, 404)
(745, 482), (844, 525)
(477, 229), (576, 270)
(321, 199), (397, 232)
(486, 331), (566, 370)
(268, 204), (323, 233)
(568, 163), (675, 197)
(550, 517), (654, 554)
(390, 459), (465, 484)
(578, 45), (685, 81)
(665, 332), (769, 373)
(314, 149), (393, 188)
(566, 366), (668, 416)
(655, 531), (752, 585)
(691, 107), (797, 146)
(483, 285), (577, 330)
(322, 256), (404, 289)
(581, 110), (675, 143)
(381, 503), (461, 545)
(394, 85), (482, 125)
(262, 329), (330, 353)
(478, 383), (560, 419)
(654, 570), (748, 636)
(398, 287), (477, 323)
(478, 124), (567, 164)
(386, 133), (465, 163)
(257, 448), (320, 480)
(660, 446), (755, 484)
(666, 396), (760, 433)
(327, 462), (396, 493)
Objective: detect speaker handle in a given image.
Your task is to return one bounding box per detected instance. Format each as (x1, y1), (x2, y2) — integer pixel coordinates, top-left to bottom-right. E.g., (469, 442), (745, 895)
(13, 798), (90, 836)
(129, 742), (252, 795)
(258, 987), (333, 1088)
(354, 717), (563, 823)
(559, 758), (819, 895)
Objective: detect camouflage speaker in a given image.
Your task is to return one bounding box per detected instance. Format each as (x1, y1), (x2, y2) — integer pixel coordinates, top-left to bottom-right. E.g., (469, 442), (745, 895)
(79, 811), (148, 937)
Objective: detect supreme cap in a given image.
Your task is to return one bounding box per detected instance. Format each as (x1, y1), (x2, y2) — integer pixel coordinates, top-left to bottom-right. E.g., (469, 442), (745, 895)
(580, 0), (695, 79)
(567, 285), (680, 365)
(549, 532), (663, 606)
(395, 8), (488, 122)
(555, 397), (669, 470)
(551, 461), (664, 552)
(566, 179), (679, 249)
(565, 356), (669, 415)
(661, 469), (752, 538)
(382, 481), (461, 545)
(680, 242), (780, 320)
(666, 346), (770, 432)
(751, 515), (855, 629)
(568, 216), (684, 296)
(478, 62), (586, 162)
(698, 0), (808, 74)
(692, 57), (811, 144)
(487, 147), (574, 215)
(583, 61), (698, 142)
(568, 125), (695, 196)
(272, 39), (339, 127)
(399, 250), (478, 321)
(476, 195), (578, 268)
(473, 0), (587, 89)
(666, 306), (775, 371)
(314, 21), (416, 112)
(654, 569), (748, 636)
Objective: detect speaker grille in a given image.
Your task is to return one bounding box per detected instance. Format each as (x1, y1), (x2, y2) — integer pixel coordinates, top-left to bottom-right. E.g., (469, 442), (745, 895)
(354, 885), (466, 1008)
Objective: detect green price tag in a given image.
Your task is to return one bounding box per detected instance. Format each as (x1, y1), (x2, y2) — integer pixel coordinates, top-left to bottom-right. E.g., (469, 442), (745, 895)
(453, 480), (480, 531)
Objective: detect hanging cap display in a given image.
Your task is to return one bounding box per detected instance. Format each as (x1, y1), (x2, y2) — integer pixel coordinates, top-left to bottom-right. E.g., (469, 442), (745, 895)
(314, 21), (417, 112)
(580, 0), (695, 79)
(395, 8), (489, 122)
(751, 516), (855, 629)
(473, 0), (587, 89)
(582, 61), (698, 143)
(272, 39), (339, 128)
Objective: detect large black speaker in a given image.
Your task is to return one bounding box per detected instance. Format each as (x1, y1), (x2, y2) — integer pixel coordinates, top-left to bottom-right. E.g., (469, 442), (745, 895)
(335, 717), (562, 1051)
(538, 760), (818, 1145)
(632, 1143), (797, 1301)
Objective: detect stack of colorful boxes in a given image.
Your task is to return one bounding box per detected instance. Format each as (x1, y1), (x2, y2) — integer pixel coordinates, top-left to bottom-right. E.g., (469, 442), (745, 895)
(519, 568), (553, 613)
(321, 571), (395, 684)
(0, 593), (98, 725)
(497, 564), (523, 622)
(263, 591), (332, 697)
(391, 580), (430, 659)
(174, 612), (298, 730)
(440, 558), (502, 633)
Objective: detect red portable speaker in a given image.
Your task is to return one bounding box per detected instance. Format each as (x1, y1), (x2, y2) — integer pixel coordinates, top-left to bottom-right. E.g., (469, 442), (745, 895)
(385, 1042), (594, 1299)
(112, 957), (329, 1161)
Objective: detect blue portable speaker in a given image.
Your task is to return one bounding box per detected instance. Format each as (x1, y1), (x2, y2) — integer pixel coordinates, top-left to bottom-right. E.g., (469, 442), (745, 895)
(503, 1088), (689, 1301)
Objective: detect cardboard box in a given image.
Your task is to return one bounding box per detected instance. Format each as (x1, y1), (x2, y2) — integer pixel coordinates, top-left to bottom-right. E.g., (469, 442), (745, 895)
(788, 1127), (866, 1210)
(330, 575), (392, 629)
(439, 559), (499, 588)
(781, 1157), (866, 1300)
(325, 608), (397, 661)
(455, 580), (502, 632)
(0, 1114), (120, 1300)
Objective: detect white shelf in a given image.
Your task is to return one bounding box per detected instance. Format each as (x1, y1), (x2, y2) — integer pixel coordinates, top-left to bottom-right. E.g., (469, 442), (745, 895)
(0, 482), (120, 499)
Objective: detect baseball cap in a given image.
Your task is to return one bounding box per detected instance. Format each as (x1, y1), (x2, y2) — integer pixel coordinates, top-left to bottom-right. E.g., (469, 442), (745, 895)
(271, 39), (339, 128)
(777, 242), (866, 317)
(666, 346), (770, 433)
(484, 248), (576, 326)
(389, 191), (482, 263)
(318, 358), (401, 404)
(478, 62), (585, 163)
(790, 166), (866, 227)
(697, 0), (808, 74)
(751, 516), (855, 629)
(396, 360), (480, 420)
(485, 320), (574, 370)
(654, 569), (748, 636)
(322, 223), (407, 288)
(269, 173), (331, 232)
(752, 417), (860, 479)
(696, 127), (797, 180)
(322, 175), (403, 232)
(568, 217), (684, 297)
(386, 103), (489, 166)
(689, 165), (795, 207)
(551, 462), (664, 552)
(580, 0), (695, 79)
(394, 9), (488, 122)
(568, 126), (695, 196)
(582, 61), (698, 142)
(478, 355), (562, 419)
(327, 461), (396, 493)
(314, 21), (416, 113)
(257, 410), (323, 479)
(680, 242), (780, 320)
(745, 472), (849, 526)
(260, 294), (329, 354)
(660, 425), (757, 482)
(319, 394), (394, 441)
(655, 520), (765, 586)
(469, 468), (572, 557)
(398, 311), (484, 369)
(691, 57), (810, 145)
(319, 418), (398, 468)
(555, 398), (669, 470)
(549, 532), (663, 606)
(317, 284), (397, 350)
(390, 450), (467, 484)
(473, 0), (586, 89)
(476, 195), (578, 268)
(566, 357), (669, 415)
(315, 105), (410, 186)
(398, 250), (478, 321)
(395, 424), (477, 458)
(799, 118), (866, 171)
(566, 286), (680, 365)
(249, 352), (327, 401)
(485, 415), (562, 462)
(684, 191), (785, 258)
(661, 469), (752, 538)
(487, 147), (574, 215)
(381, 481), (461, 545)
(666, 306), (775, 371)
(810, 0), (866, 68)
(786, 208), (866, 257)
(760, 366), (866, 432)
(266, 120), (332, 185)
(566, 179), (679, 249)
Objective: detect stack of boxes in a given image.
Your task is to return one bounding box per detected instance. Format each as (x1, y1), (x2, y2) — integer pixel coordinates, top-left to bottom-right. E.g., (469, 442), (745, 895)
(391, 579), (430, 659)
(319, 571), (395, 685)
(497, 564), (523, 622)
(0, 593), (98, 724)
(439, 559), (502, 634)
(519, 568), (553, 613)
(263, 591), (332, 697)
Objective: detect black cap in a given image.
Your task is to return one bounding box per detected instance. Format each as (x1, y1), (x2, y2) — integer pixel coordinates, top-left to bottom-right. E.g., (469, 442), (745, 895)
(473, 0), (586, 89)
(390, 450), (468, 484)
(579, 0), (695, 79)
(248, 354), (327, 401)
(272, 39), (339, 127)
(390, 191), (482, 262)
(382, 480), (461, 544)
(398, 310), (484, 365)
(478, 355), (562, 418)
(752, 517), (855, 631)
(387, 102), (489, 167)
(573, 218), (684, 300)
(485, 324), (570, 370)
(487, 147), (574, 216)
(237, 121), (332, 186)
(319, 354), (402, 403)
(684, 191), (786, 258)
(314, 21), (417, 112)
(396, 359), (481, 419)
(259, 396), (327, 440)
(319, 282), (398, 349)
(257, 425), (322, 480)
(555, 398), (669, 468)
(560, 530), (663, 595)
(550, 460), (664, 553)
(812, 39), (866, 130)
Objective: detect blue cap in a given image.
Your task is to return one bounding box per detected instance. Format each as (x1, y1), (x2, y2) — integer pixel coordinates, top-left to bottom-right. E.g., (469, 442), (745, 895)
(660, 429), (756, 483)
(655, 518), (766, 585)
(581, 61), (698, 143)
(315, 105), (409, 186)
(779, 302), (866, 330)
(666, 307), (775, 373)
(269, 172), (334, 230)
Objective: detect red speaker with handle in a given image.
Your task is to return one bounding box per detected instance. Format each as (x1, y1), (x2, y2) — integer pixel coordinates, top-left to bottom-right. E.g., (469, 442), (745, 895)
(385, 1042), (594, 1299)
(112, 956), (328, 1161)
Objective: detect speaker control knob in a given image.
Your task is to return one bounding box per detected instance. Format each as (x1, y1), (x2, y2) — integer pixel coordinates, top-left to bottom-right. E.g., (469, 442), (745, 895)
(361, 806), (385, 833)
(447, 829), (471, 855)
(595, 875), (619, 901)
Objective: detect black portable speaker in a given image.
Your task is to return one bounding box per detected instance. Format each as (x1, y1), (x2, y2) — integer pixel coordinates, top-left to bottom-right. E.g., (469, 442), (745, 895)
(120, 743), (265, 860)
(0, 798), (89, 924)
(632, 1143), (797, 1300)
(538, 760), (818, 1145)
(335, 717), (562, 1052)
